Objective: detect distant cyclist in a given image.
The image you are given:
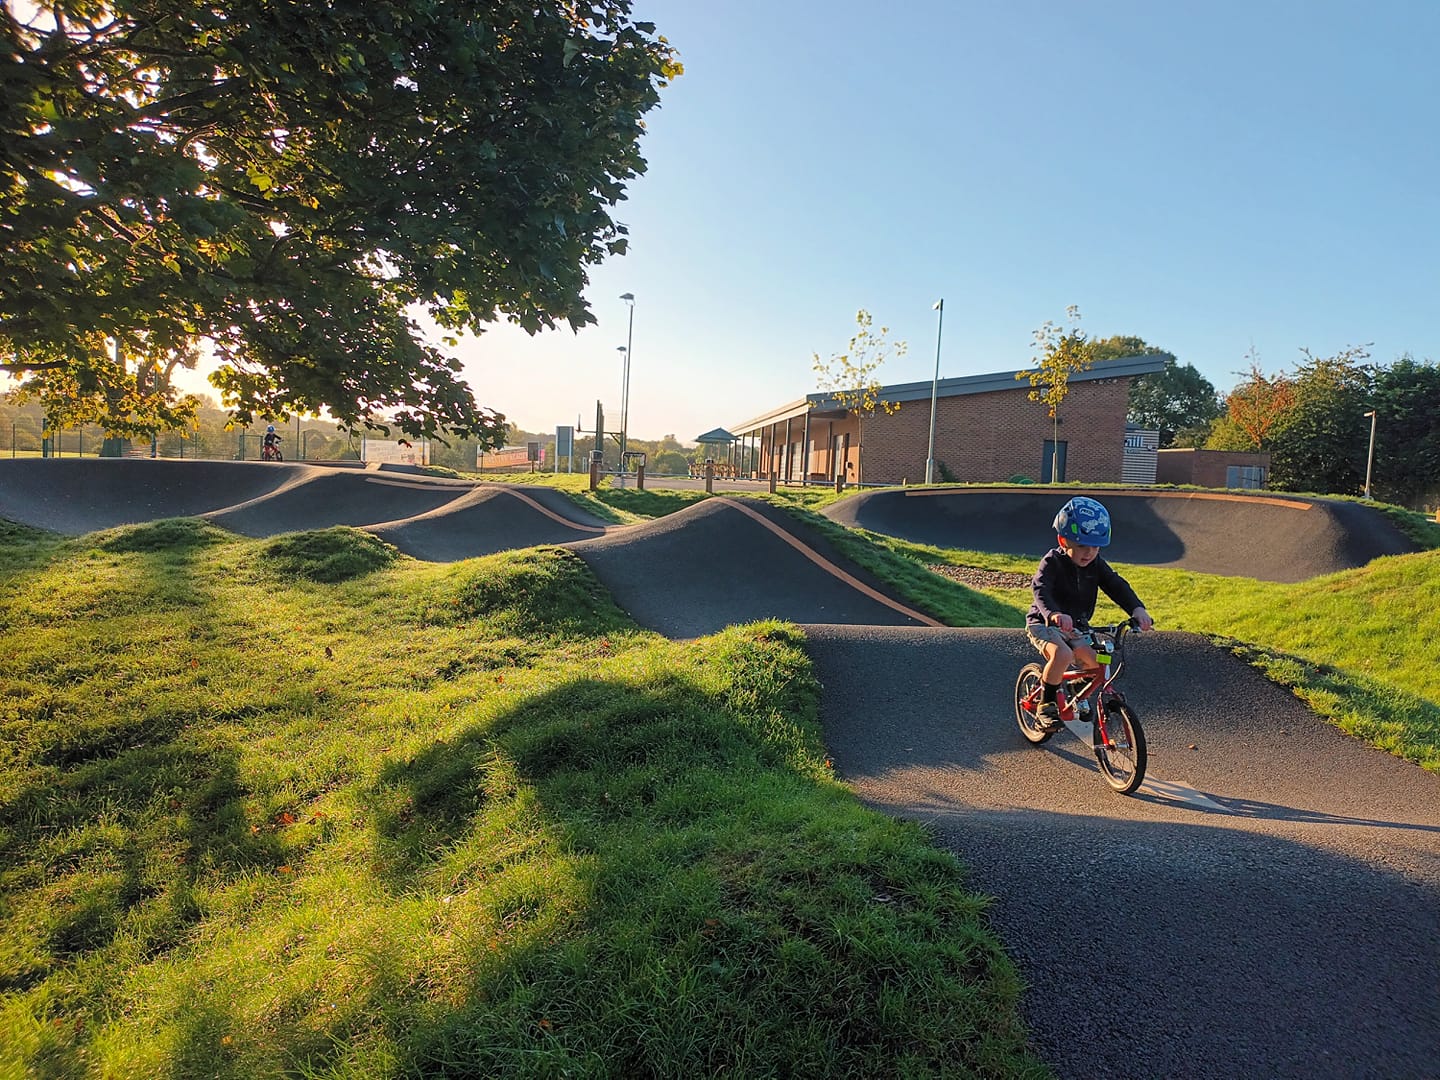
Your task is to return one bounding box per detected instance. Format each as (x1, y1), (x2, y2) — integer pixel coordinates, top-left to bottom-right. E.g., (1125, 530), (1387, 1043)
(261, 424), (283, 461)
(1025, 497), (1153, 729)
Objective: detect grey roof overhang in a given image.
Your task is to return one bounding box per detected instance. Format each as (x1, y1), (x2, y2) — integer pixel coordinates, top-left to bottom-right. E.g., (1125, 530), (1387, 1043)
(727, 354), (1171, 436)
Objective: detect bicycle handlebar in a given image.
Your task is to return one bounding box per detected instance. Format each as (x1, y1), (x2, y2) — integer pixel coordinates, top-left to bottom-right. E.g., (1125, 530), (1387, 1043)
(1083, 618), (1140, 638)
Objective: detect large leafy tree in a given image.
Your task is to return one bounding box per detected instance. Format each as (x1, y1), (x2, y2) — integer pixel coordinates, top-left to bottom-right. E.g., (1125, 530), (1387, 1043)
(1367, 355), (1440, 505)
(1, 0), (679, 441)
(1091, 334), (1163, 363)
(1215, 350), (1296, 451)
(1016, 305), (1096, 482)
(1091, 334), (1223, 448)
(1267, 346), (1374, 493)
(1123, 360), (1221, 448)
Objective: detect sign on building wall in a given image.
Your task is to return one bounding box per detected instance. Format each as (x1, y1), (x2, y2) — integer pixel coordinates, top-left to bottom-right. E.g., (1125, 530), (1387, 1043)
(361, 438), (431, 465)
(1121, 429), (1159, 485)
(478, 445), (544, 470)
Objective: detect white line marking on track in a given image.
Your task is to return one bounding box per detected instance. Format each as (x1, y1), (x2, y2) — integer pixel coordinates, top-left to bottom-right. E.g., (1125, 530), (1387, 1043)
(1136, 777), (1234, 811)
(1060, 721), (1234, 811)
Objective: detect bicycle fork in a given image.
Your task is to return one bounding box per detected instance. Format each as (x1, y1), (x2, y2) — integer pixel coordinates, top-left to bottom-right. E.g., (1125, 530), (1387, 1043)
(1092, 690), (1129, 750)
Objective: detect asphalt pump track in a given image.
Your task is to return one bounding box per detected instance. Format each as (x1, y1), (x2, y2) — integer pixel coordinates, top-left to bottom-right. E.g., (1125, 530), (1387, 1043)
(2, 458), (1436, 1077)
(823, 485), (1420, 583)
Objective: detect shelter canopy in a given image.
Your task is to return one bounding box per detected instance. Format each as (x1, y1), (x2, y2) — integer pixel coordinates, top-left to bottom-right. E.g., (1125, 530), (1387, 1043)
(694, 427), (739, 444)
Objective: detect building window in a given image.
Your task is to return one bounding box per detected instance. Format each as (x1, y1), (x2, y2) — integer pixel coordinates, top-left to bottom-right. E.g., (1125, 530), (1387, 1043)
(1226, 465), (1266, 489)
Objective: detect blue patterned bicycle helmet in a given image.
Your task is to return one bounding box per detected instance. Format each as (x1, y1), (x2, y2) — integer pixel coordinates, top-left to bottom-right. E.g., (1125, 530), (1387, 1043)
(1053, 496), (1112, 547)
(266, 424), (276, 433)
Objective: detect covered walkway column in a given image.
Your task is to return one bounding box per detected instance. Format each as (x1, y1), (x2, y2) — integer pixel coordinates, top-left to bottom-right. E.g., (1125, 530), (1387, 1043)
(802, 409), (812, 485)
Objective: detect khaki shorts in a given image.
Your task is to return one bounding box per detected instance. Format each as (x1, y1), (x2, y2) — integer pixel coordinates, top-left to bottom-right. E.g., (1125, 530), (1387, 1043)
(1026, 623), (1085, 657)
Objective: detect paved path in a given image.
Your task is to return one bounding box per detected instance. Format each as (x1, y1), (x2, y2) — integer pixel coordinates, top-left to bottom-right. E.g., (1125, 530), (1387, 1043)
(806, 626), (1440, 1079)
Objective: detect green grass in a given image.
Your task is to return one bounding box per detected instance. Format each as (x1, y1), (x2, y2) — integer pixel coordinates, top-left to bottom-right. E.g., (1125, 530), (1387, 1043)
(1125, 552), (1440, 771)
(0, 523), (1045, 1078)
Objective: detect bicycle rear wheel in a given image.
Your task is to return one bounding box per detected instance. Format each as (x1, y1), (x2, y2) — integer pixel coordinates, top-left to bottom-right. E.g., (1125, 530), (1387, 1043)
(1094, 701), (1146, 794)
(1014, 663), (1055, 744)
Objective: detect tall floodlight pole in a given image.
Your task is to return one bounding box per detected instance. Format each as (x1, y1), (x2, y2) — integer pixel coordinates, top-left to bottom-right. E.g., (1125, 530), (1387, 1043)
(925, 298), (945, 485)
(619, 292), (635, 463)
(1362, 410), (1377, 500)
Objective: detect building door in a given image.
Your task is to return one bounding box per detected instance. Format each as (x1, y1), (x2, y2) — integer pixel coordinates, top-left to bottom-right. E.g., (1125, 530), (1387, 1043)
(1042, 440), (1068, 483)
(832, 435), (847, 480)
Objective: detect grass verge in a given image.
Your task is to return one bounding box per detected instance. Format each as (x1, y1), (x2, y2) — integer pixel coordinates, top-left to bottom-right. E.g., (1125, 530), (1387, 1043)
(0, 522), (1045, 1078)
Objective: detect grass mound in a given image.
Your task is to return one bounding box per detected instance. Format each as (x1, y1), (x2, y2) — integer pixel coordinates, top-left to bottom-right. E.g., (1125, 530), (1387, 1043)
(415, 547), (633, 639)
(96, 517), (228, 553)
(0, 526), (1043, 1077)
(257, 526), (399, 582)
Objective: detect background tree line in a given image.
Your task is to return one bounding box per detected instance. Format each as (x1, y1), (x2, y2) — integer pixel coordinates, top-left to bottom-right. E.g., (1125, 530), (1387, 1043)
(1206, 348), (1439, 507)
(1115, 336), (1438, 507)
(1, 396), (368, 461)
(0, 394), (713, 475)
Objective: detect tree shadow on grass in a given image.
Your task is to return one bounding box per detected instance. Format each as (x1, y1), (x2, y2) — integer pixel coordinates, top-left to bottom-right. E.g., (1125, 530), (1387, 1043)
(341, 662), (1040, 1079)
(0, 523), (310, 1033)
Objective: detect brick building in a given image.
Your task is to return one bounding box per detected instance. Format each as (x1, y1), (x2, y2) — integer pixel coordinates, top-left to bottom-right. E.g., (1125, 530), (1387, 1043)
(726, 354), (1169, 486)
(1156, 448), (1271, 489)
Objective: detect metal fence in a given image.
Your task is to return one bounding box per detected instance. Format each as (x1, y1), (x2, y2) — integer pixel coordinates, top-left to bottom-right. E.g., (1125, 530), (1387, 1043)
(1, 422), (356, 462)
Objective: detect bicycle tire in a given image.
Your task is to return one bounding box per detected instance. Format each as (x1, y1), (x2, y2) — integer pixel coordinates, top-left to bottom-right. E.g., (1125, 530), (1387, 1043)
(1014, 663), (1055, 744)
(1094, 701), (1146, 794)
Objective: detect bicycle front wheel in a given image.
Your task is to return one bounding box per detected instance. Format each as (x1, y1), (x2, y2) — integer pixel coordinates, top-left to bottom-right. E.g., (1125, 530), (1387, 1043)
(1014, 663), (1055, 744)
(1094, 701), (1146, 794)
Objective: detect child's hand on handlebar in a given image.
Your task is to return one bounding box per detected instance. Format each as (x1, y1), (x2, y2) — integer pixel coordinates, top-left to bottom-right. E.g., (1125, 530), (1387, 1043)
(1131, 607), (1154, 633)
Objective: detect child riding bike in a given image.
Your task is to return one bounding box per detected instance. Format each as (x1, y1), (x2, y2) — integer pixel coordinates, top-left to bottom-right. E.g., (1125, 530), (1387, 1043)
(1025, 496), (1153, 730)
(261, 424), (283, 462)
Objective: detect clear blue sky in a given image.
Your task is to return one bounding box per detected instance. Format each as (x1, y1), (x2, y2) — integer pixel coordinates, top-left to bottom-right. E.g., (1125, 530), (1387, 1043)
(156, 1), (1424, 446)
(458, 0), (1439, 445)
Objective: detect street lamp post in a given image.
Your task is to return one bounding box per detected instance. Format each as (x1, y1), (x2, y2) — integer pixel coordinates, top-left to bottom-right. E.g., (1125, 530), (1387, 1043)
(925, 298), (944, 485)
(1362, 409), (1377, 500)
(619, 292), (635, 465)
(615, 345), (628, 469)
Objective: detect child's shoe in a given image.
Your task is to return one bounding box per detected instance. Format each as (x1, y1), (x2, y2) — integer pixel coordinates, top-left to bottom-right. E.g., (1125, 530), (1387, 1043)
(1034, 700), (1063, 731)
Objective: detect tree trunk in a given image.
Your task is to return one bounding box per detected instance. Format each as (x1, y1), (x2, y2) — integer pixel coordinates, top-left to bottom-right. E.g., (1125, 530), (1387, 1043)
(856, 413), (864, 486)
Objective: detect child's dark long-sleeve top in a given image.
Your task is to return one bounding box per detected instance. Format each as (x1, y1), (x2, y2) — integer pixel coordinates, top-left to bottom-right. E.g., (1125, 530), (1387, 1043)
(1025, 547), (1143, 629)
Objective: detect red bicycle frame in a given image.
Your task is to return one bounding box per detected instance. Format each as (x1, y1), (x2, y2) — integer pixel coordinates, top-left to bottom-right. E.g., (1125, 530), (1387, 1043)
(1021, 623), (1132, 742)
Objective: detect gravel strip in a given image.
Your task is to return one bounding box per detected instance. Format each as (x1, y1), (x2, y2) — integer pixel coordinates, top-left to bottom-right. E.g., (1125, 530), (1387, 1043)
(929, 564), (1031, 589)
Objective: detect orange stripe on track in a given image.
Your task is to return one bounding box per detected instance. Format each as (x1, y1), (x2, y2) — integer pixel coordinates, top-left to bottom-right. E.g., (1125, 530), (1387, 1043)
(502, 489), (609, 534)
(717, 498), (943, 627)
